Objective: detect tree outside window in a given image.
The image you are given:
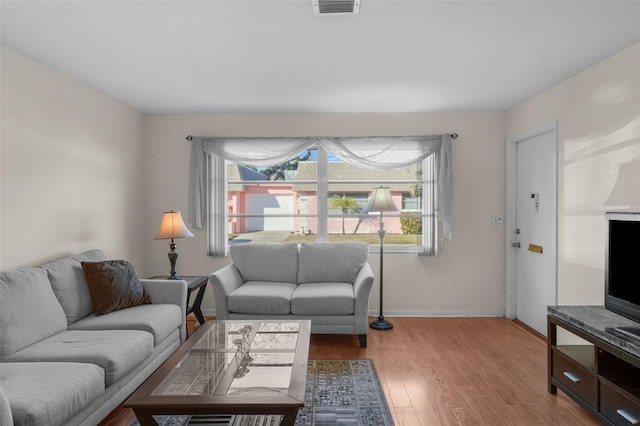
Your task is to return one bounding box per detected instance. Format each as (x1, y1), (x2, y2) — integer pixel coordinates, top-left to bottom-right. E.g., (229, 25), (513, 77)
(328, 194), (360, 234)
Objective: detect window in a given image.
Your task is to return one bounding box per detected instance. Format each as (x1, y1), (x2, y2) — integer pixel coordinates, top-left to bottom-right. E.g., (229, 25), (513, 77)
(226, 149), (317, 238)
(190, 135), (452, 257)
(210, 146), (437, 254)
(402, 193), (420, 211)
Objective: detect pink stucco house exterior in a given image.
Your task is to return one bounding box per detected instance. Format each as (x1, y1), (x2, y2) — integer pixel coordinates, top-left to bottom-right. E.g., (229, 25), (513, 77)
(227, 162), (421, 235)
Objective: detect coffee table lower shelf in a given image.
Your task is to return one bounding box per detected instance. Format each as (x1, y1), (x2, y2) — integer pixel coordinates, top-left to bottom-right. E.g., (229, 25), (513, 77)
(125, 320), (311, 426)
(130, 404), (299, 426)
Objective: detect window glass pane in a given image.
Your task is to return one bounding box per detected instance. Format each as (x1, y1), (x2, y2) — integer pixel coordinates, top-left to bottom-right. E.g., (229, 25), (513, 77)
(328, 193), (369, 215)
(326, 159), (424, 249)
(227, 150), (318, 245)
(217, 147), (430, 252)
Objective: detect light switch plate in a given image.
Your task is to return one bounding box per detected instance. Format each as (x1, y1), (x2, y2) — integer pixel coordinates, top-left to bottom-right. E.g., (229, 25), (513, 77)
(492, 216), (503, 226)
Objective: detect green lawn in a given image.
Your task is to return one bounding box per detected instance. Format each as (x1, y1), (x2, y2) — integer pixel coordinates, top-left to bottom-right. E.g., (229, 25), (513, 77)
(285, 233), (420, 244)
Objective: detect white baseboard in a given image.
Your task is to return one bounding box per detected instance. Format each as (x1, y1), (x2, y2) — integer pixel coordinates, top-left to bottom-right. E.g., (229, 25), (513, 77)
(369, 309), (505, 317)
(200, 309), (505, 318)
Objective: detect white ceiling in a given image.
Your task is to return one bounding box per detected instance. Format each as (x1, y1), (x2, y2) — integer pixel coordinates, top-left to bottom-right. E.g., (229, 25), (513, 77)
(1, 0), (639, 114)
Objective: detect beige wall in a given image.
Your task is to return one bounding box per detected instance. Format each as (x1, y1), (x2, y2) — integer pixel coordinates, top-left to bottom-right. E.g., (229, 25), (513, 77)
(507, 43), (640, 306)
(143, 112), (507, 315)
(1, 45), (507, 316)
(0, 47), (147, 270)
(5, 39), (636, 317)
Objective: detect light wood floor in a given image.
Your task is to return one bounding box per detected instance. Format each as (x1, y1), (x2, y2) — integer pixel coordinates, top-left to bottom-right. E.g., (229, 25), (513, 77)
(99, 317), (599, 426)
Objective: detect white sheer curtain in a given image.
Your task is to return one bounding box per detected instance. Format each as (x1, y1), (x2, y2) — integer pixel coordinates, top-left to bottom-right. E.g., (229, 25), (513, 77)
(201, 137), (319, 168)
(188, 135), (453, 250)
(188, 138), (206, 230)
(322, 136), (444, 170)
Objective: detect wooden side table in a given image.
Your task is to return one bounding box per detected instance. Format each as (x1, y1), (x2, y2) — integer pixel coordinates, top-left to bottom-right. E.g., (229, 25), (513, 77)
(148, 276), (208, 327)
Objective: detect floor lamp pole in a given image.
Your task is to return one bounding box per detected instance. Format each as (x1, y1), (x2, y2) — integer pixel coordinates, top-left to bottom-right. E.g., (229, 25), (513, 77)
(370, 211), (393, 330)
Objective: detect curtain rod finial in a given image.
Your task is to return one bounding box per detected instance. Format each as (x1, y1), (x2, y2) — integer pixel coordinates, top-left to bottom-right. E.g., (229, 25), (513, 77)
(186, 135), (193, 141)
(451, 133), (458, 139)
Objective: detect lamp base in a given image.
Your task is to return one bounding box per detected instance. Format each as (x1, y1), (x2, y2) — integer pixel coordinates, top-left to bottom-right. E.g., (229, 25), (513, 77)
(369, 316), (393, 330)
(166, 242), (181, 281)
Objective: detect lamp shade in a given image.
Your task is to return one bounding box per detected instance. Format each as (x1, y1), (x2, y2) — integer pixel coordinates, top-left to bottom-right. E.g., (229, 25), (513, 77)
(365, 187), (399, 213)
(604, 160), (640, 207)
(154, 210), (194, 240)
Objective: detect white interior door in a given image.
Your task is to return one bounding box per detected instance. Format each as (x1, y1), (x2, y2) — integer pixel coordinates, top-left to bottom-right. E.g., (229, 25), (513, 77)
(512, 127), (557, 336)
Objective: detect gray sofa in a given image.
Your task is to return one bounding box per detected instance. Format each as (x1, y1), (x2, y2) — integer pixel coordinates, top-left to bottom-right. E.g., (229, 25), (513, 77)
(210, 242), (374, 348)
(0, 249), (187, 426)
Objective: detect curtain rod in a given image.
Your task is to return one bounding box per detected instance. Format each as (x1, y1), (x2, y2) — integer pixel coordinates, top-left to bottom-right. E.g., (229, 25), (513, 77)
(186, 133), (458, 141)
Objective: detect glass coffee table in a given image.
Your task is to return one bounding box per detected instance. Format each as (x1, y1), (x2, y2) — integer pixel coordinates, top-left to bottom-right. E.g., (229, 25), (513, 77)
(125, 320), (311, 426)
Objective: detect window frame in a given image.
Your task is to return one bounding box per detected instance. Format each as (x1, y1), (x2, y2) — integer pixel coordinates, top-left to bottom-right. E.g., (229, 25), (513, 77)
(207, 145), (437, 255)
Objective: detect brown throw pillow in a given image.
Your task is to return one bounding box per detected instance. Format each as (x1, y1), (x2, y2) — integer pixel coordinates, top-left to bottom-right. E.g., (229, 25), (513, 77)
(81, 260), (151, 315)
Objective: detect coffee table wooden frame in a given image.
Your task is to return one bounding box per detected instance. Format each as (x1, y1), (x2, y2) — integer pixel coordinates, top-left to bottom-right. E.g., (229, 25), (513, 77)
(125, 320), (311, 426)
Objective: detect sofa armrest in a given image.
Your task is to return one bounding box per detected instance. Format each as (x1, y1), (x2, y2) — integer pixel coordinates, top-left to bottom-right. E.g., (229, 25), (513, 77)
(353, 263), (375, 335)
(209, 264), (243, 320)
(140, 279), (188, 343)
(0, 386), (13, 426)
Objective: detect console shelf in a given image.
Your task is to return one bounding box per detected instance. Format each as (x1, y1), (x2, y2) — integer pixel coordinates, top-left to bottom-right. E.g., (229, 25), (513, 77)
(548, 306), (640, 425)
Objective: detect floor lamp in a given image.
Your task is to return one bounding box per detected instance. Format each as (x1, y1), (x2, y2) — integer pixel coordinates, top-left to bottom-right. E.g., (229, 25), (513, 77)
(366, 186), (399, 330)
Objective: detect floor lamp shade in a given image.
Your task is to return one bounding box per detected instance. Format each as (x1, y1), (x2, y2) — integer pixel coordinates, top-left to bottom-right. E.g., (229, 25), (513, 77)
(366, 187), (398, 330)
(154, 210), (193, 280)
(364, 186), (399, 214)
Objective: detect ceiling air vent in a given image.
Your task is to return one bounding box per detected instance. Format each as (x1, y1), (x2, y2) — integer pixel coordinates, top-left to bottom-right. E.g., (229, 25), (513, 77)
(313, 0), (360, 16)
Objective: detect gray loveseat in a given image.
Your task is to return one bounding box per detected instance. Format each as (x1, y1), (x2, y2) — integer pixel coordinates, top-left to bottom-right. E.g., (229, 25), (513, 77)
(0, 249), (187, 426)
(210, 242), (374, 348)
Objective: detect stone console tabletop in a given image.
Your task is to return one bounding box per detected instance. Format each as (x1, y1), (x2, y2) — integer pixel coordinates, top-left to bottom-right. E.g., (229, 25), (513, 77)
(548, 305), (640, 358)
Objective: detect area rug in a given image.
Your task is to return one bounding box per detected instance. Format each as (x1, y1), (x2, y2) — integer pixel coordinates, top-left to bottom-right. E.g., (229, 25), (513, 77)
(130, 359), (394, 426)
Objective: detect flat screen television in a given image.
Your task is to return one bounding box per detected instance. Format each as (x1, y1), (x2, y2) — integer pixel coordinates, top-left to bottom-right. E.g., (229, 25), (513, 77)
(605, 212), (640, 323)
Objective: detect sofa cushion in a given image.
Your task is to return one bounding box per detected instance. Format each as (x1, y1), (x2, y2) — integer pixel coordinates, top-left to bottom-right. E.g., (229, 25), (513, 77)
(42, 249), (106, 325)
(81, 259), (151, 315)
(0, 385), (12, 426)
(69, 303), (182, 345)
(228, 281), (297, 315)
(3, 330), (153, 386)
(0, 362), (104, 426)
(230, 243), (299, 283)
(291, 282), (355, 315)
(297, 242), (369, 284)
(0, 267), (67, 360)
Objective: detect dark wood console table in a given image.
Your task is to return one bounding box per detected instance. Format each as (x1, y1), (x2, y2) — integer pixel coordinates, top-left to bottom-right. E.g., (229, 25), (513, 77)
(548, 306), (640, 425)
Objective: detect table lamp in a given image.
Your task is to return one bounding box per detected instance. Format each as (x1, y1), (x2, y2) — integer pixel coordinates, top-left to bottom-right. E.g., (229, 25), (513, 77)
(155, 210), (194, 280)
(365, 186), (398, 330)
(604, 159), (640, 209)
